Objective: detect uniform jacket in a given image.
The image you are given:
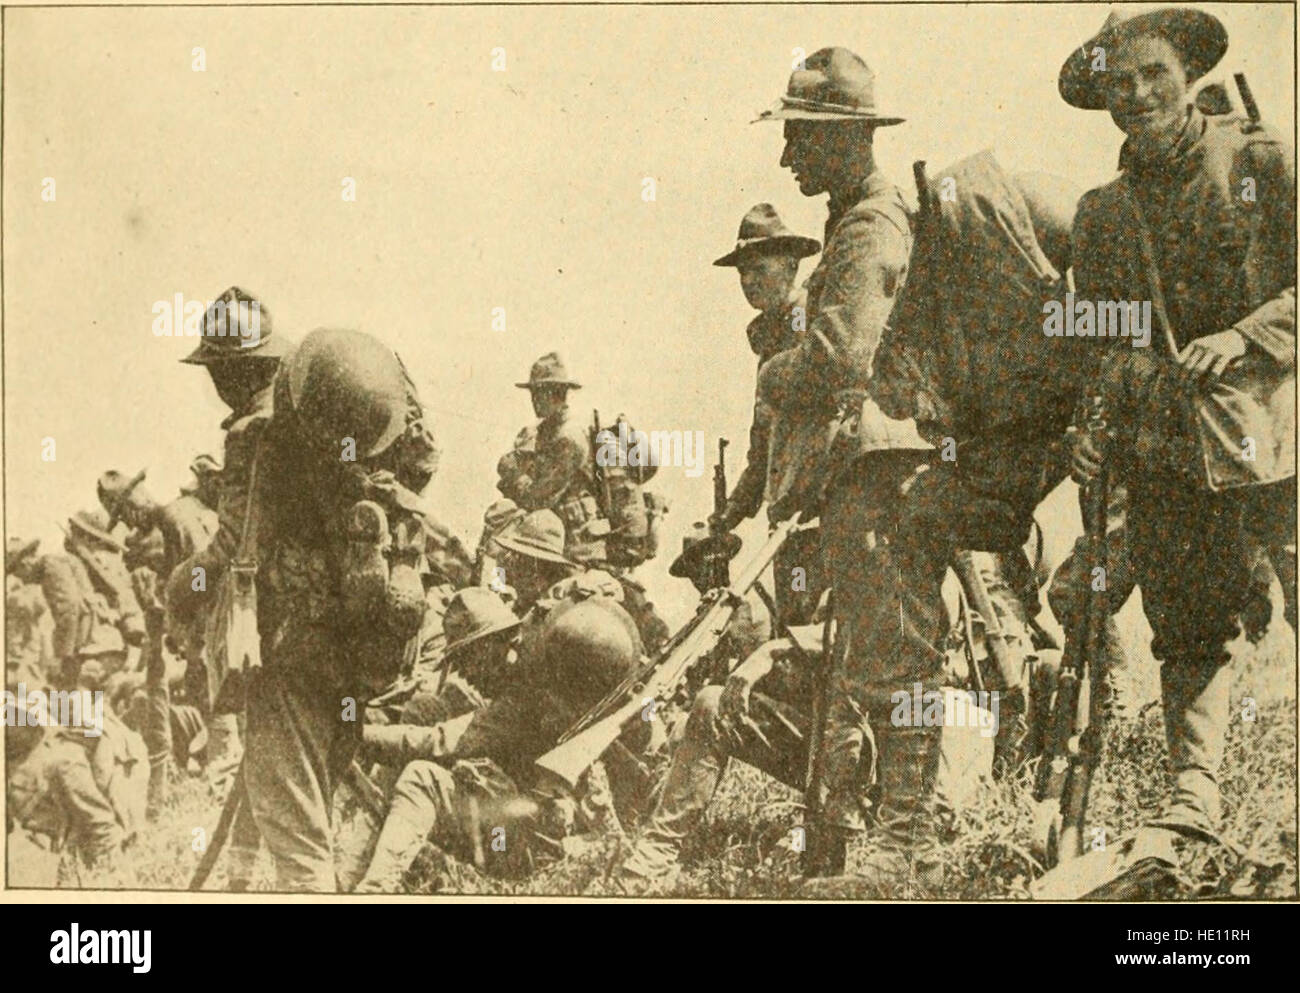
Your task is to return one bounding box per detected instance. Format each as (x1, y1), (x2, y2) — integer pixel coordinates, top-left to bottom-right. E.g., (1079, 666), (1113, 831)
(757, 170), (930, 519)
(497, 407), (594, 511)
(1074, 110), (1295, 487)
(725, 294), (805, 527)
(9, 729), (126, 860)
(6, 577), (51, 687)
(31, 554), (134, 662)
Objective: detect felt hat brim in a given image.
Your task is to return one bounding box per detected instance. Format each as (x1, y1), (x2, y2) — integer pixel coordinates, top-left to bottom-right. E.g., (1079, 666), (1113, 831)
(180, 331), (292, 365)
(493, 532), (575, 566)
(713, 234), (823, 267)
(63, 517), (127, 554)
(444, 614), (522, 657)
(753, 99), (905, 126)
(515, 379), (582, 390)
(669, 532), (743, 579)
(1059, 7), (1228, 110)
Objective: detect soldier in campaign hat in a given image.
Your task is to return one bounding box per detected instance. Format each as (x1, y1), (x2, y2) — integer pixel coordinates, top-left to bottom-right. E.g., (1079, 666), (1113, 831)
(1061, 5), (1296, 839)
(751, 46), (937, 892)
(498, 353), (608, 563)
(710, 202), (826, 628)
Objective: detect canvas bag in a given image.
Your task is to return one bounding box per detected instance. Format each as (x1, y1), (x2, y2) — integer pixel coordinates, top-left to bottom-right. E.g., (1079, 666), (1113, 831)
(204, 445), (264, 713)
(1122, 179), (1295, 491)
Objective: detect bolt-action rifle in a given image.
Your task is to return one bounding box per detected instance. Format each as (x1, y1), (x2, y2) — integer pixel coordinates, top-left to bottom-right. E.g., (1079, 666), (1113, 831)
(1034, 394), (1110, 864)
(535, 514), (806, 789)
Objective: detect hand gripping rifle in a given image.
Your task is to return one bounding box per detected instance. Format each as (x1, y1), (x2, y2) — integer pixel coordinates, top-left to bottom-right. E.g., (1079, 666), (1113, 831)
(1033, 394), (1109, 864)
(535, 513), (805, 789)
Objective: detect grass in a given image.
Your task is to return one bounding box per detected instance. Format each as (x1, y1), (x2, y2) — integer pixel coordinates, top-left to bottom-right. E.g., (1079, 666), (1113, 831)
(58, 618), (1296, 900)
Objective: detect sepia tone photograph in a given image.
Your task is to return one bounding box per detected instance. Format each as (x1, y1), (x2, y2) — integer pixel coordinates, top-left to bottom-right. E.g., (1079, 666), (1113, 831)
(1, 0), (1296, 910)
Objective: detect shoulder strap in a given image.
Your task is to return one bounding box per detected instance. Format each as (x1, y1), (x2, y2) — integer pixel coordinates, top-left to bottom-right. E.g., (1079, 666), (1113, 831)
(234, 441), (264, 564)
(1118, 176), (1182, 359)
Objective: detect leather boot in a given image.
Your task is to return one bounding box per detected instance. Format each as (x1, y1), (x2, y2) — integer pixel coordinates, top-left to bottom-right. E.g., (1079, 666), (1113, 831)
(802, 720), (944, 899)
(1160, 660), (1232, 833)
(853, 721), (944, 898)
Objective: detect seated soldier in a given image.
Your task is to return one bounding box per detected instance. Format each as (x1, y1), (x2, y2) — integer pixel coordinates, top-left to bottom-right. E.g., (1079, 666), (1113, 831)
(355, 579), (648, 892)
(620, 595), (996, 885)
(5, 677), (148, 887)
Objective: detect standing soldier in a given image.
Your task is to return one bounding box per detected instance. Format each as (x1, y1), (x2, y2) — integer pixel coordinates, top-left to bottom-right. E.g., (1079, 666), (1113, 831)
(1061, 6), (1295, 834)
(170, 327), (438, 891)
(497, 353), (608, 562)
(169, 286), (292, 883)
(710, 203), (825, 627)
(752, 47), (936, 888)
(9, 511), (145, 688)
(98, 466), (218, 813)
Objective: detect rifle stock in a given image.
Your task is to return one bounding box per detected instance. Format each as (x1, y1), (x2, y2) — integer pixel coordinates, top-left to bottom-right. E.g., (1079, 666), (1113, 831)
(535, 514), (804, 788)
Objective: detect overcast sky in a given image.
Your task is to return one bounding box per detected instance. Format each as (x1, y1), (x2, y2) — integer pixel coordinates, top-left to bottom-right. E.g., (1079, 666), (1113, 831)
(4, 2), (1294, 623)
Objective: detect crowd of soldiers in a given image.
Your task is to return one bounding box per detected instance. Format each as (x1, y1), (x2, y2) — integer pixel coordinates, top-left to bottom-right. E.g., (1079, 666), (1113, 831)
(5, 5), (1295, 898)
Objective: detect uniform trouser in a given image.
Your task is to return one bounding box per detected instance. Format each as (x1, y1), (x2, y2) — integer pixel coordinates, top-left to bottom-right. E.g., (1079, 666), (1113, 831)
(355, 760), (471, 892)
(1127, 474), (1295, 821)
(142, 632), (173, 818)
(773, 524), (825, 628)
(818, 449), (947, 829)
(639, 684), (812, 853)
(1047, 482), (1137, 712)
(243, 628), (359, 892)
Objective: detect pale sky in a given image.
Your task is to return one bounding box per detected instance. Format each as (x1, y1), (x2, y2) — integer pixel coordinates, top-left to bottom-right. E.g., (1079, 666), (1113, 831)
(3, 2), (1294, 624)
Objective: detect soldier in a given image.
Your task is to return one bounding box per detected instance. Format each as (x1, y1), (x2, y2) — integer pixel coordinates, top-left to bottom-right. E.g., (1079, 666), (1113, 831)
(710, 203), (825, 627)
(6, 539), (53, 689)
(472, 497), (525, 586)
(497, 352), (608, 562)
(1061, 6), (1295, 833)
(355, 573), (645, 891)
(170, 326), (437, 891)
(493, 507), (668, 652)
(5, 682), (149, 886)
(99, 468), (217, 584)
(751, 47), (937, 888)
(98, 467), (218, 813)
(10, 511), (145, 688)
(169, 286), (293, 882)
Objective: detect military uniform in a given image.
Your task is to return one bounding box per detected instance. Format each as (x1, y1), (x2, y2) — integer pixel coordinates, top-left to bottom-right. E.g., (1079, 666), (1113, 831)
(6, 574), (51, 690)
(6, 715), (148, 883)
(498, 352), (609, 562)
(1070, 105), (1295, 826)
(228, 329), (435, 891)
(356, 580), (645, 891)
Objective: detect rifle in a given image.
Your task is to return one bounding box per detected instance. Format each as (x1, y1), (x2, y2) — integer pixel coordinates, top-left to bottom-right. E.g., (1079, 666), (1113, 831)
(535, 514), (805, 789)
(591, 409), (613, 521)
(1234, 72), (1261, 126)
(709, 438), (731, 589)
(1034, 394), (1109, 864)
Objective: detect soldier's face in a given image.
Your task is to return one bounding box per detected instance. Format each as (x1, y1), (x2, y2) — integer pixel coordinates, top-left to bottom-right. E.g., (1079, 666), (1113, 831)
(529, 386), (567, 419)
(738, 254), (798, 312)
(1101, 34), (1191, 155)
(781, 120), (832, 195)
